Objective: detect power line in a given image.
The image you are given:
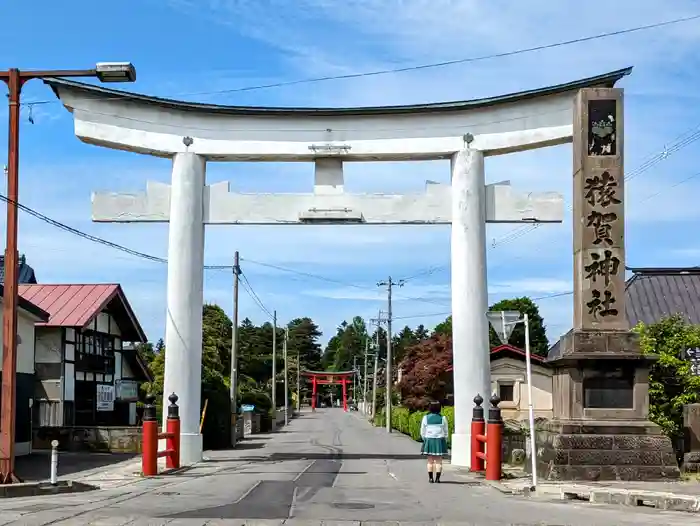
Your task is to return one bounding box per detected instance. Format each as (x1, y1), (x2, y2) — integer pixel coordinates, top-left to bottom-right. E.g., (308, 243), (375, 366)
(239, 271), (274, 319)
(401, 121), (700, 283)
(21, 13), (700, 107)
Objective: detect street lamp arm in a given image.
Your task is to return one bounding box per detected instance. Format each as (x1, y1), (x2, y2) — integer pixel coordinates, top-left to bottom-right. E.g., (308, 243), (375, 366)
(0, 61), (136, 484)
(0, 69), (95, 81)
(0, 63), (136, 84)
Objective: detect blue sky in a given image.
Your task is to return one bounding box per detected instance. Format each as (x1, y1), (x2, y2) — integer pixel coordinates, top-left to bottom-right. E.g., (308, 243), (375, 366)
(1, 0), (700, 347)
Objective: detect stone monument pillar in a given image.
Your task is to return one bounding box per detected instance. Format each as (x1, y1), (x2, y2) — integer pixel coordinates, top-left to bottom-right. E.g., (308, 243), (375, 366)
(538, 88), (680, 481)
(683, 404), (700, 472)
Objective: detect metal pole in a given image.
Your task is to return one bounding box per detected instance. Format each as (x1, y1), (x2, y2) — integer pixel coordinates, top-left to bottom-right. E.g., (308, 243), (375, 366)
(0, 69), (21, 483)
(0, 66), (135, 484)
(272, 311), (277, 413)
(363, 339), (369, 414)
(353, 356), (357, 406)
(230, 251), (240, 447)
(296, 348), (301, 413)
(371, 320), (379, 420)
(386, 280), (394, 432)
(284, 326), (289, 426)
(524, 314), (537, 489)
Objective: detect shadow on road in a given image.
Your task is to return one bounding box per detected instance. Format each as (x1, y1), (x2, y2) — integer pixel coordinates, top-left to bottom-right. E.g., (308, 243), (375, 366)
(15, 451), (137, 482)
(269, 452), (425, 460)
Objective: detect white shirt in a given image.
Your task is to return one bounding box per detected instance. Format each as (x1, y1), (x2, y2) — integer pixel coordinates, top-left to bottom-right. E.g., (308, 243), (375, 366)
(420, 414), (448, 439)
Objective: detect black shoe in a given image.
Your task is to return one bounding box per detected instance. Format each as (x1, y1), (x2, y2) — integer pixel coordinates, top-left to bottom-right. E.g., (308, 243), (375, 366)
(428, 472), (434, 483)
(435, 472), (441, 483)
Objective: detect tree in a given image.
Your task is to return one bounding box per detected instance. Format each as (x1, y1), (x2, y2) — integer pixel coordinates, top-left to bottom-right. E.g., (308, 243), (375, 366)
(636, 315), (700, 439)
(202, 304), (232, 380)
(392, 326), (418, 364)
(414, 324), (430, 341)
(488, 297), (549, 356)
(431, 297), (549, 355)
(433, 317), (452, 337)
(287, 317), (323, 372)
(323, 317), (368, 372)
(136, 341), (155, 365)
(398, 334), (453, 410)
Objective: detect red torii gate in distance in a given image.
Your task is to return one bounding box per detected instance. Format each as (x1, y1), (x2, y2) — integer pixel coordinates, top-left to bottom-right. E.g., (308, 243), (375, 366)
(301, 370), (354, 412)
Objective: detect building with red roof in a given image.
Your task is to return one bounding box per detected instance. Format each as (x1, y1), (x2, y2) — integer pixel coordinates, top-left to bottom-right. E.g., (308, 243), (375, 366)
(17, 283), (151, 449)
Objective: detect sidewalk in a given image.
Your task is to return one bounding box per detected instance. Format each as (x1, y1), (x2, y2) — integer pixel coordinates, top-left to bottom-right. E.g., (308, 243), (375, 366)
(354, 411), (700, 515)
(449, 465), (700, 513)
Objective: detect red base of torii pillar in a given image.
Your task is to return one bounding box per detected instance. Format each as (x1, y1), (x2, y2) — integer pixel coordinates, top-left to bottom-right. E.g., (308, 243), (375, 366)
(302, 370), (354, 412)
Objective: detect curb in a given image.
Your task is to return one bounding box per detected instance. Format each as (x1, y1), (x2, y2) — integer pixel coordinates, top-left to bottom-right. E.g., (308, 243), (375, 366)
(494, 482), (700, 514)
(0, 480), (98, 498)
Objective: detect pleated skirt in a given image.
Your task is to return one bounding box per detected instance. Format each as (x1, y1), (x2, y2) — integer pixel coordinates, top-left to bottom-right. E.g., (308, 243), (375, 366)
(421, 437), (448, 456)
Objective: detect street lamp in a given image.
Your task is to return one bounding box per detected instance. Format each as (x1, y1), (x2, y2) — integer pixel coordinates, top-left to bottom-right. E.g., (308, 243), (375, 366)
(0, 62), (136, 483)
(486, 310), (538, 490)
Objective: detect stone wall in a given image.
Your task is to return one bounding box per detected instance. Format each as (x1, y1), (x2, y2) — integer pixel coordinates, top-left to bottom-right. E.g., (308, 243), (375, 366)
(502, 421), (527, 466)
(33, 426), (142, 453)
(529, 420), (679, 481)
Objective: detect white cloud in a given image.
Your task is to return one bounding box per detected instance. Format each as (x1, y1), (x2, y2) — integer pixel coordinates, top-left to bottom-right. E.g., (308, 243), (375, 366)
(7, 0), (700, 344)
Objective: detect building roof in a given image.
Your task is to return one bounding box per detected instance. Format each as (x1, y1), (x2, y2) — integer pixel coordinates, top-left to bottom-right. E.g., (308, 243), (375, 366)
(490, 344), (547, 363)
(44, 67), (632, 117)
(445, 344), (545, 372)
(0, 284), (49, 322)
(547, 267), (700, 360)
(625, 267), (700, 326)
(0, 254), (38, 285)
(17, 284), (147, 343)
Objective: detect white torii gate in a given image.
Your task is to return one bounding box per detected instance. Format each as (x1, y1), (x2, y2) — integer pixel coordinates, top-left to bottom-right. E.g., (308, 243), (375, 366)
(45, 67), (630, 466)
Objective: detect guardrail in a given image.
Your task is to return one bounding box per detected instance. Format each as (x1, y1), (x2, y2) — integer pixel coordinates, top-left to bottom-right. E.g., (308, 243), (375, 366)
(470, 394), (503, 481)
(142, 393), (180, 476)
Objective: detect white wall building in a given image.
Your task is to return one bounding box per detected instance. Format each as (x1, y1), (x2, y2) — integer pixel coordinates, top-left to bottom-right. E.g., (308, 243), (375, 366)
(0, 284), (50, 456)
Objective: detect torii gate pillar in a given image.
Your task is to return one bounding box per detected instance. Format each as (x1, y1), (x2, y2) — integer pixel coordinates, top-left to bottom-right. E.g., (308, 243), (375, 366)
(450, 148), (490, 466)
(162, 153), (206, 465)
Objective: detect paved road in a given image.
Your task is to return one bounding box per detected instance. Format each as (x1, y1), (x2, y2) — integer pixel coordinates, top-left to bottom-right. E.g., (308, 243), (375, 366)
(0, 409), (694, 524)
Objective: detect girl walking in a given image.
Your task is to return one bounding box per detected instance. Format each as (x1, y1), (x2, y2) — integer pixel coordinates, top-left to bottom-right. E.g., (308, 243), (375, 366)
(420, 401), (449, 483)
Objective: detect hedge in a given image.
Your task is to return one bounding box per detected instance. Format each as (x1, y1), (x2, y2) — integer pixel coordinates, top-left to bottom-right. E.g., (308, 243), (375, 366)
(373, 406), (455, 445)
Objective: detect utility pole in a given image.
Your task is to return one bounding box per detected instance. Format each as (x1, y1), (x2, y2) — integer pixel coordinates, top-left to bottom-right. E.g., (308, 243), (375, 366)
(272, 310), (277, 418)
(370, 310), (385, 420)
(284, 326), (289, 426)
(296, 347), (301, 413)
(377, 278), (404, 432)
(353, 356), (357, 405)
(363, 338), (369, 414)
(229, 251), (241, 447)
(372, 322), (380, 419)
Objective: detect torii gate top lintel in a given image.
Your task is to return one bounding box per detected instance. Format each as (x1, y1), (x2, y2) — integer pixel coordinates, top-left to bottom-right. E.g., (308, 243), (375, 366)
(44, 67), (631, 162)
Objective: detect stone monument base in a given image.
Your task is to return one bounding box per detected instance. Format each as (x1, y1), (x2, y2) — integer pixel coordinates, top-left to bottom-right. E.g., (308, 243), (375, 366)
(531, 419), (680, 481)
(683, 451), (700, 473)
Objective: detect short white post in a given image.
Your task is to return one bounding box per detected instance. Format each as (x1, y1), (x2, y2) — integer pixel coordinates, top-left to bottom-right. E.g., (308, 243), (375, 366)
(524, 314), (538, 489)
(50, 439), (59, 485)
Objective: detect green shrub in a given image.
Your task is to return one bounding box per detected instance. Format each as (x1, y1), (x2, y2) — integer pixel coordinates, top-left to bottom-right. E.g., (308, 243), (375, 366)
(374, 405), (455, 445)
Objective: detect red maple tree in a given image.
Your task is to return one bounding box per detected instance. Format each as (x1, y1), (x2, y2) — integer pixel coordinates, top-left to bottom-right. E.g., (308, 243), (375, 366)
(398, 333), (453, 410)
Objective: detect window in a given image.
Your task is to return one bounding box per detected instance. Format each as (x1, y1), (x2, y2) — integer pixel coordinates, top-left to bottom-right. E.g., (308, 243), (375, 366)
(498, 382), (515, 403)
(76, 330), (116, 374)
